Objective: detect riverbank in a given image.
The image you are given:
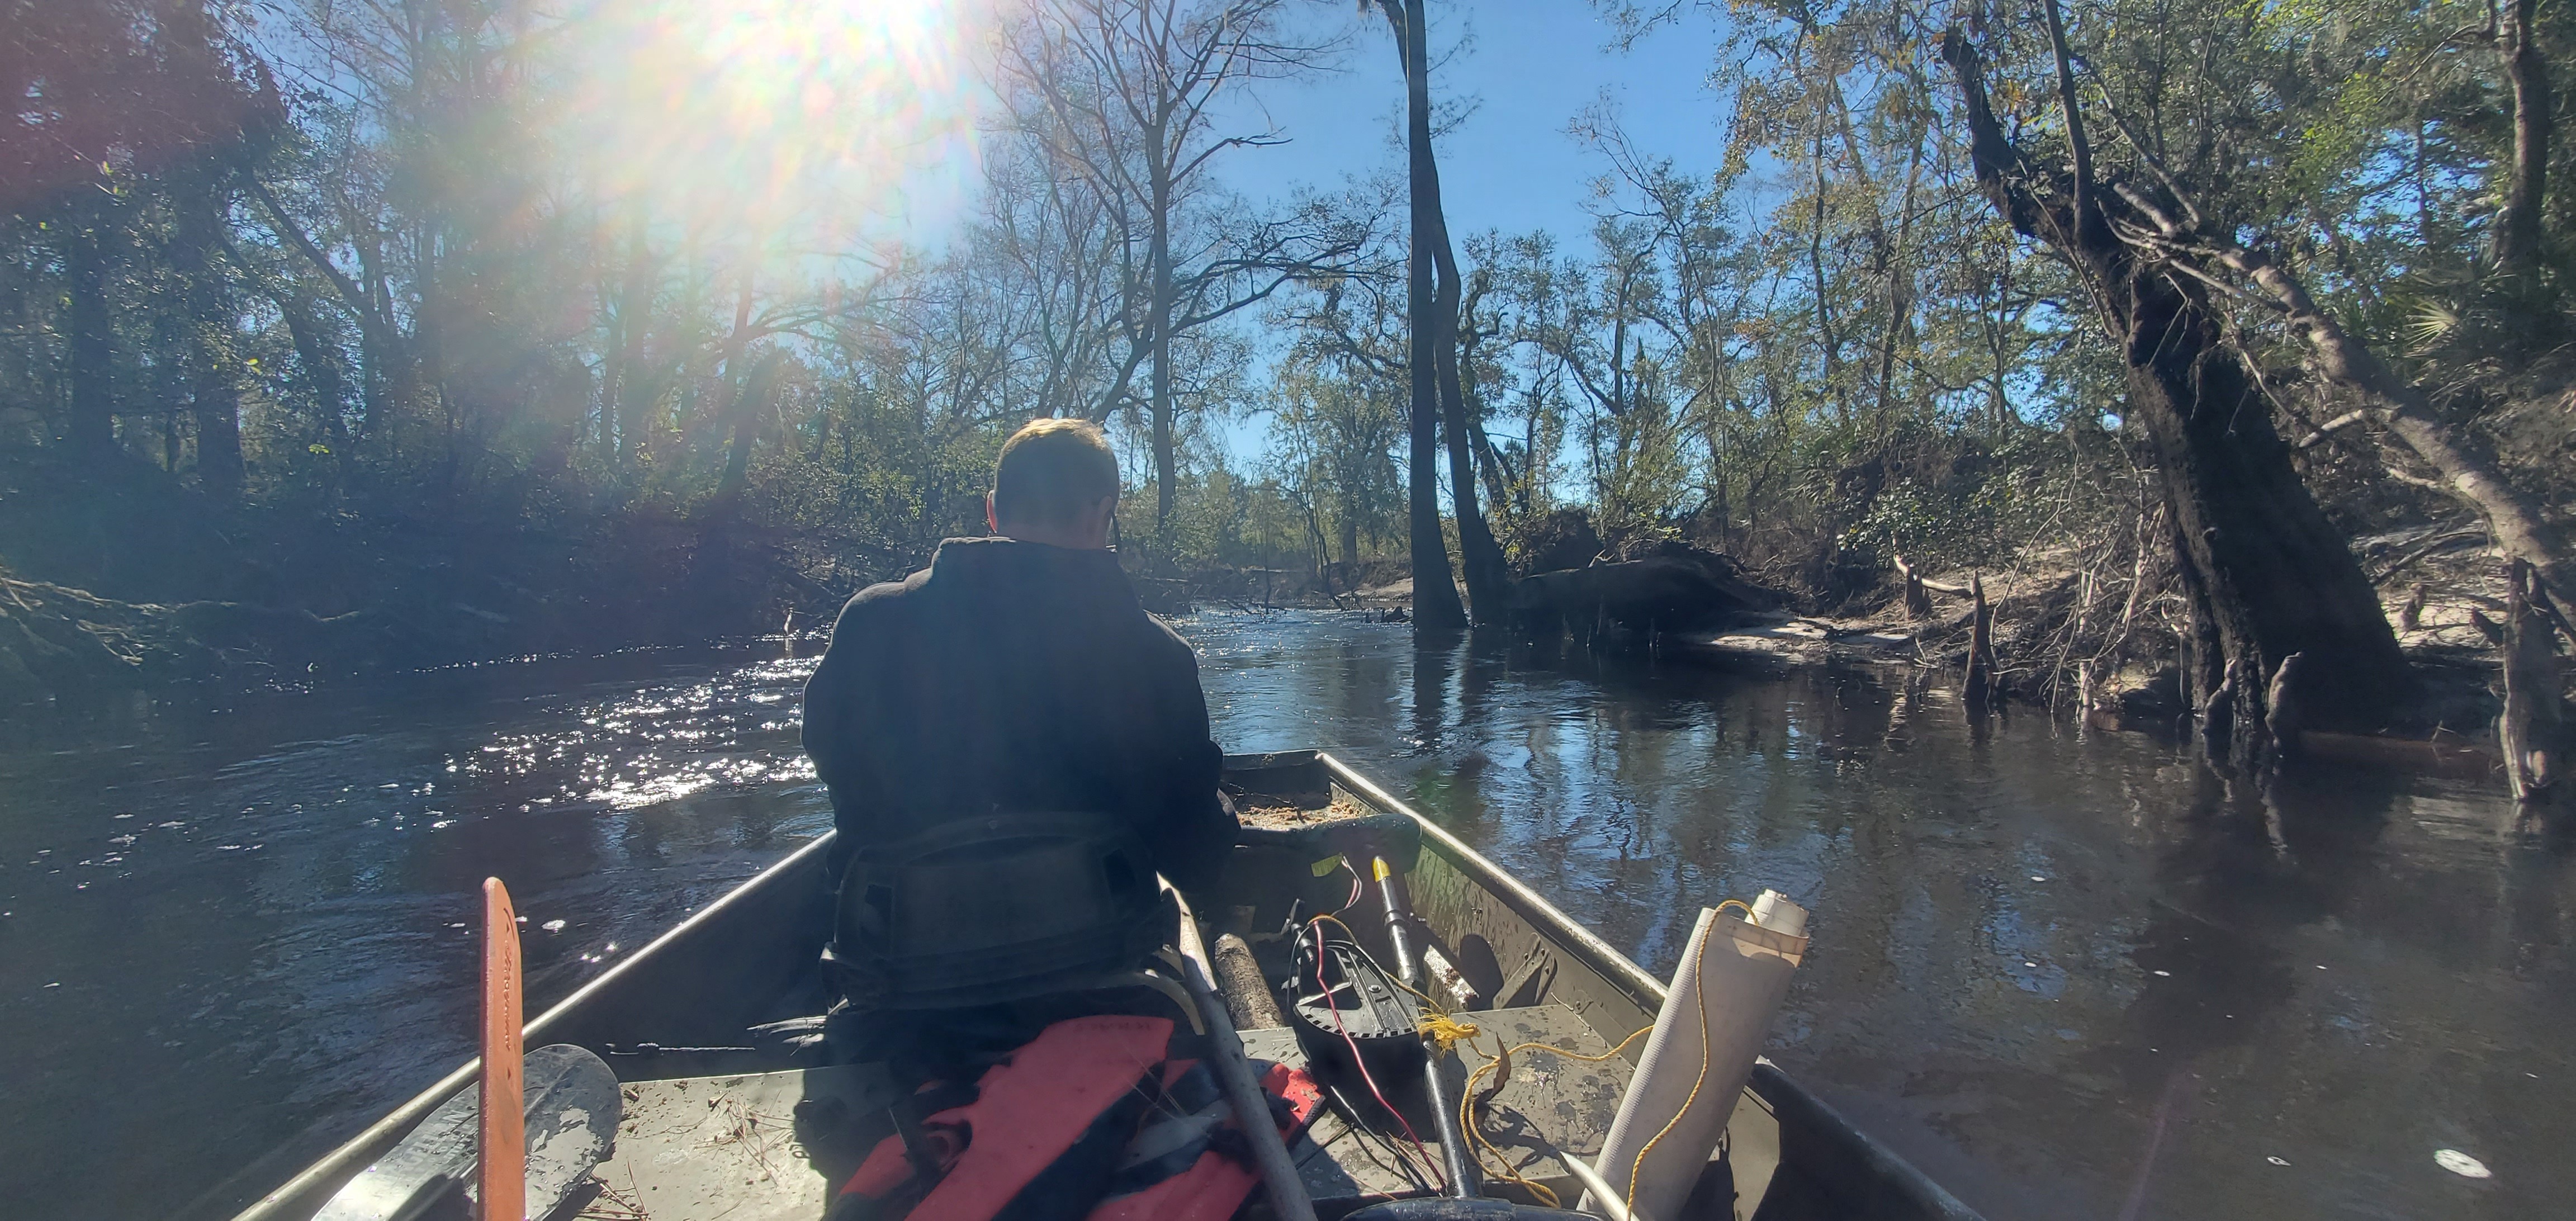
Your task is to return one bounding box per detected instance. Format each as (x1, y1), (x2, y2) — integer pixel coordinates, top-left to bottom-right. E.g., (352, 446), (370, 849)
(0, 551), (798, 710)
(1676, 534), (2531, 768)
(10, 538), (2532, 770)
(6, 446), (2555, 770)
(0, 451), (884, 709)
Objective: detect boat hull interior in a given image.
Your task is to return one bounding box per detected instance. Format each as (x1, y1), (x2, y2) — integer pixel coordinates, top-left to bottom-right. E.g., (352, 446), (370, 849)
(231, 751), (1977, 1221)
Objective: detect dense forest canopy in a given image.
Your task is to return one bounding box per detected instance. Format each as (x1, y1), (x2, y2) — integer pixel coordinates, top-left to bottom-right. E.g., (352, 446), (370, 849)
(3, 0), (2572, 767)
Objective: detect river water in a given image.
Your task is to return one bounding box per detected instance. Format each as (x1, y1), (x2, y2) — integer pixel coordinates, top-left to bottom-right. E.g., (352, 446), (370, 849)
(2, 612), (2566, 1220)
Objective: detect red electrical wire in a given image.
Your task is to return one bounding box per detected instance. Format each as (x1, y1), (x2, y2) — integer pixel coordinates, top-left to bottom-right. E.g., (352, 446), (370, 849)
(1310, 917), (1444, 1191)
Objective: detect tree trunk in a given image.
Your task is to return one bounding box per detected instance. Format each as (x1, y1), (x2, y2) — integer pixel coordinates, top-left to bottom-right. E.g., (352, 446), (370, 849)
(250, 175), (418, 453)
(1150, 295), (1177, 552)
(1964, 572), (1996, 711)
(1895, 554), (1933, 619)
(272, 283), (352, 489)
(2265, 651), (2309, 756)
(717, 354), (773, 504)
(1149, 117), (1180, 560)
(172, 155), (245, 501)
(709, 280), (760, 504)
(2501, 559), (2566, 803)
(191, 356), (245, 501)
(604, 220), (653, 471)
(2494, 0), (2552, 281)
(1943, 29), (2411, 769)
(1425, 163), (1509, 623)
(1388, 0), (1466, 631)
(1457, 281), (1519, 519)
(65, 196), (118, 461)
(1465, 399), (1514, 514)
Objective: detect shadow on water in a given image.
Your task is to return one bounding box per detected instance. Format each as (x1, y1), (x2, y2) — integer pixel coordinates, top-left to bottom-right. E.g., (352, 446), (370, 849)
(0, 611), (2568, 1220)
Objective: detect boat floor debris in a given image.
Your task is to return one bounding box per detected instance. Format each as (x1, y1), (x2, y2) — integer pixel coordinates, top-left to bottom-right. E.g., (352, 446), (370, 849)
(581, 1064), (895, 1220)
(1252, 1004), (1680, 1208)
(1233, 795), (1376, 830)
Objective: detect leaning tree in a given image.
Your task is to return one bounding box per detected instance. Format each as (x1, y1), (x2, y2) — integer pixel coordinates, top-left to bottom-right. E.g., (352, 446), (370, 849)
(1941, 23), (2412, 769)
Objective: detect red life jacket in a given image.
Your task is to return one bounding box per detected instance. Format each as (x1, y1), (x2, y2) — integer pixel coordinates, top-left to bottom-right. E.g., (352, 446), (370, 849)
(1085, 1058), (1323, 1221)
(833, 1015), (1171, 1221)
(831, 1015), (1322, 1221)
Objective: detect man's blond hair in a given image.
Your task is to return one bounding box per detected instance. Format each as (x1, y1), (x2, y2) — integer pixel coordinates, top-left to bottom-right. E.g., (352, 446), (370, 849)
(993, 417), (1120, 526)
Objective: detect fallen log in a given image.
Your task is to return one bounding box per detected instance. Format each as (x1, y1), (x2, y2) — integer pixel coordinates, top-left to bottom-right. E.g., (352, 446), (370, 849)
(2375, 528), (2489, 583)
(1134, 577), (1195, 616)
(0, 570), (463, 707)
(1509, 542), (1783, 637)
(0, 575), (228, 703)
(2299, 730), (2498, 779)
(1788, 616), (1901, 642)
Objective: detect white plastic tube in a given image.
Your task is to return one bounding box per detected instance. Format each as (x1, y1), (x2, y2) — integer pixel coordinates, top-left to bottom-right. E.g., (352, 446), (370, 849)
(1552, 1150), (1635, 1221)
(1581, 895), (1808, 1221)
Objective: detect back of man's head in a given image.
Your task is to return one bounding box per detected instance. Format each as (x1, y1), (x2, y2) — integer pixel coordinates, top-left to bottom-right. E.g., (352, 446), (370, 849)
(993, 418), (1119, 529)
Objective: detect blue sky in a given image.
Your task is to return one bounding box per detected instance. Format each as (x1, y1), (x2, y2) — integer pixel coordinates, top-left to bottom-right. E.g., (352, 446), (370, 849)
(1211, 1), (1730, 252)
(1195, 0), (1736, 463)
(858, 1), (1744, 468)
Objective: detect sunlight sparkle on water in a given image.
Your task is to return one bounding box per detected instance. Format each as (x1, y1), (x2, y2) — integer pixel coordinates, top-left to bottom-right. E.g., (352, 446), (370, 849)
(439, 658), (820, 811)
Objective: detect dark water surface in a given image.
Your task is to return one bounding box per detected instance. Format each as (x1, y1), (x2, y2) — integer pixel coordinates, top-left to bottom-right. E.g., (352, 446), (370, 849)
(3, 612), (2566, 1220)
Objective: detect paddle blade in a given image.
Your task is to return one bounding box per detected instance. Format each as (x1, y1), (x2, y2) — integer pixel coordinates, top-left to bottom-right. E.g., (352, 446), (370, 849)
(481, 878), (524, 1221)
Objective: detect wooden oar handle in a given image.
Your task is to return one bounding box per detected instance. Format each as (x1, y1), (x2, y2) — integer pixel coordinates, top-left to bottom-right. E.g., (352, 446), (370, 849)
(481, 878), (525, 1221)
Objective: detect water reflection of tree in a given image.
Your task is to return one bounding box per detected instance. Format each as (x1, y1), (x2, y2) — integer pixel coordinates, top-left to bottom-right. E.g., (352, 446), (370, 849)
(1409, 630), (1459, 754)
(2118, 768), (2390, 1071)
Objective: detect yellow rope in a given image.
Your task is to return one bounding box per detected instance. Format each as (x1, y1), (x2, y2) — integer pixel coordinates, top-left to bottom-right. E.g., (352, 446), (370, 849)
(1455, 1024), (1652, 1209)
(1419, 1011), (1481, 1053)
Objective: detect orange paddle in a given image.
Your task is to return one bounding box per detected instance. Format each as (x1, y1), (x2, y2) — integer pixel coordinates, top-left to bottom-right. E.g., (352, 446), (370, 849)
(480, 877), (524, 1221)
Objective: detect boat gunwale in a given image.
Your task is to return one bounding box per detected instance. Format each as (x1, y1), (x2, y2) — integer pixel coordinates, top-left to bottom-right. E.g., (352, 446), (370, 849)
(1315, 751), (1666, 1013)
(226, 832), (841, 1221)
(231, 750), (1980, 1221)
(1311, 751), (1982, 1221)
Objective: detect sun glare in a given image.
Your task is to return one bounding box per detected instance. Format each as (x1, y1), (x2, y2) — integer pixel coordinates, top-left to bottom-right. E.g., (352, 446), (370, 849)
(548, 0), (985, 257)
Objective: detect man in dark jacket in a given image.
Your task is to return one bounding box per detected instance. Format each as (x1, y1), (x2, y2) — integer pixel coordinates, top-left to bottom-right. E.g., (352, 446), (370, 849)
(801, 418), (1234, 906)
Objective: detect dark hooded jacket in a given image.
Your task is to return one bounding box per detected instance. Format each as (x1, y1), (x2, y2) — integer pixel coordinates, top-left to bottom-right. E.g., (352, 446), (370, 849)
(801, 537), (1233, 895)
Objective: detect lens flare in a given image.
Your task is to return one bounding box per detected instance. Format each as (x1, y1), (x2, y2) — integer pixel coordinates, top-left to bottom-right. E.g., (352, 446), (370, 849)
(546, 0), (985, 253)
